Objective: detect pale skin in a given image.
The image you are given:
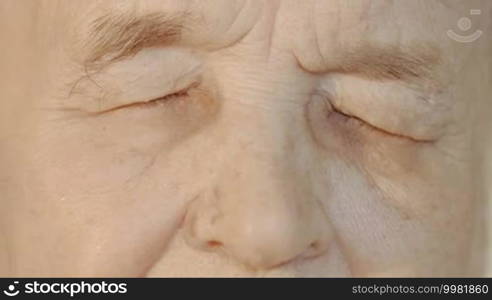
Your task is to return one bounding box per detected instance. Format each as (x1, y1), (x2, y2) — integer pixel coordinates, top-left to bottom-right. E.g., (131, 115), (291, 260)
(0, 0), (491, 277)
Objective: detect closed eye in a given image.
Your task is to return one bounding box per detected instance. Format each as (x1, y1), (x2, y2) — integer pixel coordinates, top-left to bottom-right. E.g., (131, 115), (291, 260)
(144, 88), (190, 106)
(329, 105), (434, 144)
(93, 86), (192, 115)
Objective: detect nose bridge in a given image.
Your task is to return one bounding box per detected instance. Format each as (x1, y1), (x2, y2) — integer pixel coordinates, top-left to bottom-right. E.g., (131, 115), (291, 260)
(221, 121), (309, 211)
(218, 135), (320, 238)
(209, 51), (317, 159)
(215, 68), (314, 211)
(215, 57), (313, 116)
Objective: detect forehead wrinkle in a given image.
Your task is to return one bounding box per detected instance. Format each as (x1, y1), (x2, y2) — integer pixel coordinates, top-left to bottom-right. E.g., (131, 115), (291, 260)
(82, 9), (191, 68)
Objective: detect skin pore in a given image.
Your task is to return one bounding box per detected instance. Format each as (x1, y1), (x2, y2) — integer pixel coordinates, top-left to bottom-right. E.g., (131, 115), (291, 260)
(0, 0), (491, 277)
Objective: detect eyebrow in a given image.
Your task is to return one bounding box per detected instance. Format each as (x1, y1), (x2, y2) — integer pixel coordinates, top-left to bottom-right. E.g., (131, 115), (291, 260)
(335, 43), (442, 82)
(83, 11), (189, 68)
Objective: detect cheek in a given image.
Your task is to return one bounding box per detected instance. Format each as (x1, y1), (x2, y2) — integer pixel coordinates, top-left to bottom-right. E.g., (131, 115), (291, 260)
(323, 163), (475, 276)
(362, 135), (475, 221)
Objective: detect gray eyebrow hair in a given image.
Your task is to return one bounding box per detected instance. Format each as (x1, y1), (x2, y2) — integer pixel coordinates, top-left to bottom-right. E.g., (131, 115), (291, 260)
(335, 43), (442, 82)
(83, 11), (188, 68)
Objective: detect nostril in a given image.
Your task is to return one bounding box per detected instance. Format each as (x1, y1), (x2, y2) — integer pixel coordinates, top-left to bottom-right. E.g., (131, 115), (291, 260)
(301, 240), (327, 259)
(310, 241), (320, 250)
(206, 240), (223, 248)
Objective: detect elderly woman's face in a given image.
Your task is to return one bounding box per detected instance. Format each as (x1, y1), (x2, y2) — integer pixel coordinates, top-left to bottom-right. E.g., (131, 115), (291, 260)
(0, 0), (490, 277)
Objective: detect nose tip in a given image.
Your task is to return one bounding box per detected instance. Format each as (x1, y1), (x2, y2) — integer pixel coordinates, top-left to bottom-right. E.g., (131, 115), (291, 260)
(183, 196), (333, 270)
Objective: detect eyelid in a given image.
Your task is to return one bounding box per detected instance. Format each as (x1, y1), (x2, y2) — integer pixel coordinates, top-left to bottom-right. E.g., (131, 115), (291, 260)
(145, 85), (191, 104)
(89, 84), (193, 115)
(320, 75), (448, 143)
(73, 48), (204, 112)
(329, 101), (435, 144)
(130, 83), (195, 107)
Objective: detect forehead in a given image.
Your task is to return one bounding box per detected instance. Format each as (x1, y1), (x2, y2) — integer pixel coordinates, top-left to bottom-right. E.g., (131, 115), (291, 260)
(2, 0), (490, 87)
(70, 1), (470, 44)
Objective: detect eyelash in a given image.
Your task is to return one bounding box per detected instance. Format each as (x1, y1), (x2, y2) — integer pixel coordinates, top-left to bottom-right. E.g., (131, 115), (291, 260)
(329, 105), (426, 143)
(144, 88), (190, 106)
(95, 88), (191, 115)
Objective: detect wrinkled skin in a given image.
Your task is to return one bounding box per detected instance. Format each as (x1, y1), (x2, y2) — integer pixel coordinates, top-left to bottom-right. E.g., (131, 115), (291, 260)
(0, 0), (491, 277)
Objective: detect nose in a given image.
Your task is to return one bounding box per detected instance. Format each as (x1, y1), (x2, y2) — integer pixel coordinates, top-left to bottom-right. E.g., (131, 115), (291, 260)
(182, 135), (334, 270)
